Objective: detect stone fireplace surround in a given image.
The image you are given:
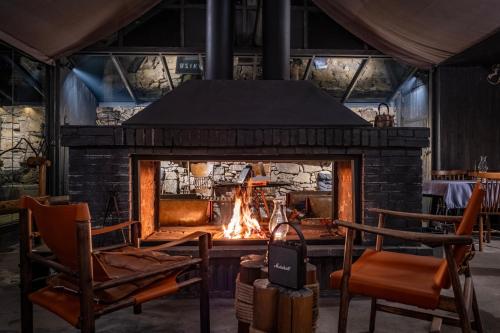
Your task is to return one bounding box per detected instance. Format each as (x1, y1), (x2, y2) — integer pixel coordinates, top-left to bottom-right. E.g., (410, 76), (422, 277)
(62, 125), (429, 295)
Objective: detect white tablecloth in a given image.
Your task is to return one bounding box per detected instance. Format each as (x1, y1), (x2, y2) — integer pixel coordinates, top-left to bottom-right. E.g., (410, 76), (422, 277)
(422, 180), (475, 209)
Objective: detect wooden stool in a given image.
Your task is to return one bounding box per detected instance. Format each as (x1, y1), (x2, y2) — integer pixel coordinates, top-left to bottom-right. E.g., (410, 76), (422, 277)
(253, 279), (314, 333)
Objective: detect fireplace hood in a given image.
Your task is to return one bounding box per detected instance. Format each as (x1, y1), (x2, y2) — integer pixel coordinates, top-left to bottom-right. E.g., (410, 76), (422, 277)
(122, 80), (371, 128)
(124, 1), (370, 129)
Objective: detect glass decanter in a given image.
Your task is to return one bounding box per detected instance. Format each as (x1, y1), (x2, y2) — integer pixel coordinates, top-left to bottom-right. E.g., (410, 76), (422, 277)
(478, 156), (488, 173)
(268, 199), (289, 240)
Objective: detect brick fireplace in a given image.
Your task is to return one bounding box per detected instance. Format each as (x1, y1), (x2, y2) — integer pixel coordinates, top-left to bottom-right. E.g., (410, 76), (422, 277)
(62, 124), (429, 295)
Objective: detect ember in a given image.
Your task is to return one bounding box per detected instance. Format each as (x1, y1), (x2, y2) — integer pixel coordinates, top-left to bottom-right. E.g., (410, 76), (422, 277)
(223, 188), (266, 239)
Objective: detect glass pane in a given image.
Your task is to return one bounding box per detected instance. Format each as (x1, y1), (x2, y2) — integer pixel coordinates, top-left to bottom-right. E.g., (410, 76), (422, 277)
(349, 58), (412, 102)
(309, 57), (363, 98)
(117, 55), (170, 101)
(234, 56), (262, 80)
(0, 47), (46, 229)
(165, 55), (202, 88)
(72, 55), (133, 103)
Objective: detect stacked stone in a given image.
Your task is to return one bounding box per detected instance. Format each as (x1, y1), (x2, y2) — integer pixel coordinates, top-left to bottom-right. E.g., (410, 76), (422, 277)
(0, 106), (44, 185)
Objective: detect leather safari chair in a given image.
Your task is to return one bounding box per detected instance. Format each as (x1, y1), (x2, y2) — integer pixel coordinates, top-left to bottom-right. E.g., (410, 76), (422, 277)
(19, 196), (211, 333)
(331, 182), (485, 333)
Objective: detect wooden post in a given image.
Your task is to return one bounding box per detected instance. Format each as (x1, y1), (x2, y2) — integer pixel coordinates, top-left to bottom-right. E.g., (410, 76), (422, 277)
(19, 208), (33, 333)
(252, 279), (279, 332)
(131, 221), (141, 248)
(277, 287), (313, 333)
(338, 228), (355, 333)
(444, 245), (471, 333)
(38, 162), (47, 196)
(76, 219), (95, 333)
(199, 233), (210, 333)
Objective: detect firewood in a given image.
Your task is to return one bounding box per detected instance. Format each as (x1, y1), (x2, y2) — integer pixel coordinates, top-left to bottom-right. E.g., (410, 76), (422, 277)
(277, 287), (313, 333)
(253, 279), (279, 332)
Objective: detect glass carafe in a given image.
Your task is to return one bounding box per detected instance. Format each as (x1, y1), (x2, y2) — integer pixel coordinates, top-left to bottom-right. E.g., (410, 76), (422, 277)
(269, 199), (289, 240)
(478, 156), (488, 173)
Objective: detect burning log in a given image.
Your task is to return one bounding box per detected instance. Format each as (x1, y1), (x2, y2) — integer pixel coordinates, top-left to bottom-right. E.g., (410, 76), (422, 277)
(223, 187), (266, 239)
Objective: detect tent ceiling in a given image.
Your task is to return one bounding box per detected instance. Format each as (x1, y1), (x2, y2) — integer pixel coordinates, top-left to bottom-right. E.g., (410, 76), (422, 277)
(0, 0), (160, 64)
(1, 1), (499, 68)
(313, 0), (500, 68)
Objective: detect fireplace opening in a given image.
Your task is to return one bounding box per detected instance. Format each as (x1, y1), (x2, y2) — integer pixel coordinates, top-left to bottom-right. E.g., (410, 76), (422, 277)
(132, 157), (360, 245)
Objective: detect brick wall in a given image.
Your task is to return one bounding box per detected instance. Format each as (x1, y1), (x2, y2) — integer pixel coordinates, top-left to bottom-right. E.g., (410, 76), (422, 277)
(62, 125), (429, 245)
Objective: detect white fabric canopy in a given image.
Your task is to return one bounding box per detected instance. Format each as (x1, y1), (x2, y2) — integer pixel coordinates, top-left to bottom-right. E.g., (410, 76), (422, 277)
(314, 0), (500, 68)
(0, 0), (160, 64)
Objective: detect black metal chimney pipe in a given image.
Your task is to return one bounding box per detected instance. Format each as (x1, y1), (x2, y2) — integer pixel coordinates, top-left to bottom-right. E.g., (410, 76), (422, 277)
(205, 0), (234, 80)
(263, 0), (290, 80)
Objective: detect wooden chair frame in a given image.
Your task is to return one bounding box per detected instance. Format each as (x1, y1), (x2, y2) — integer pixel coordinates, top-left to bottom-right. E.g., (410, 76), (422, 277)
(432, 170), (469, 181)
(336, 208), (482, 333)
(18, 201), (212, 333)
(475, 172), (500, 251)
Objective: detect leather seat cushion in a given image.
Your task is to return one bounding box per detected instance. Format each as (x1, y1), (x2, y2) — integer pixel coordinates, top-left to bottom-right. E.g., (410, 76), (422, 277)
(30, 274), (179, 328)
(331, 249), (444, 309)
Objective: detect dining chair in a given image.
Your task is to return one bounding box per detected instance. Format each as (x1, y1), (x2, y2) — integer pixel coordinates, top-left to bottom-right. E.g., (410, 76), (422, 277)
(431, 170), (469, 216)
(432, 170), (469, 180)
(331, 182), (484, 333)
(475, 172), (500, 251)
(19, 196), (211, 333)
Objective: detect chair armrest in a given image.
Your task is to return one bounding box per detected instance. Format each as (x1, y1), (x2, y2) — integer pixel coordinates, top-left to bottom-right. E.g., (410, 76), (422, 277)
(334, 220), (472, 247)
(367, 208), (462, 224)
(91, 220), (139, 236)
(28, 253), (77, 277)
(138, 231), (213, 252)
(93, 257), (202, 291)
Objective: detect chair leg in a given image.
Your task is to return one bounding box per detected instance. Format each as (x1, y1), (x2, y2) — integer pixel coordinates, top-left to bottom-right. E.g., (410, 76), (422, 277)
(444, 245), (472, 333)
(471, 288), (483, 333)
(338, 290), (351, 333)
(369, 298), (377, 333)
(485, 215), (491, 243)
(199, 234), (210, 333)
(478, 216), (484, 251)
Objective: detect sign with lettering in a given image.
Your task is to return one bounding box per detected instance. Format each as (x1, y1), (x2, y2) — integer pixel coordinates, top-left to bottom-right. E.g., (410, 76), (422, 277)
(175, 56), (202, 75)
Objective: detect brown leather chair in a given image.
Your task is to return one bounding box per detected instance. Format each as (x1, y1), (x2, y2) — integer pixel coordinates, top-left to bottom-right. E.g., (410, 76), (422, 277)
(19, 196), (211, 333)
(331, 182), (485, 333)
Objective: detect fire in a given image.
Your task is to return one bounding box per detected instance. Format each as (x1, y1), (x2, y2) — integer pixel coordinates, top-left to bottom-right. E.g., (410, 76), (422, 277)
(223, 188), (265, 239)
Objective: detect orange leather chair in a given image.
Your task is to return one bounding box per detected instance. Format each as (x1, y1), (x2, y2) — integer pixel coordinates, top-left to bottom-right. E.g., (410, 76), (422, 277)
(19, 196), (211, 333)
(331, 182), (485, 333)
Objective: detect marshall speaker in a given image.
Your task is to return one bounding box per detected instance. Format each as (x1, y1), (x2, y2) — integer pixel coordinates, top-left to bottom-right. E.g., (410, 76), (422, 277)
(268, 222), (308, 289)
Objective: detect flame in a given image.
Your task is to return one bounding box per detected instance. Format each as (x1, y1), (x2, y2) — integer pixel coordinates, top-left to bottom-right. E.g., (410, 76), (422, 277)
(223, 188), (265, 239)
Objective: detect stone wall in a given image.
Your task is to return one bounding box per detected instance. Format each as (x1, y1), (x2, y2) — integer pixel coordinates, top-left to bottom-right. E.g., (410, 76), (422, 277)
(0, 105), (45, 186)
(160, 160), (332, 197)
(94, 56), (396, 126)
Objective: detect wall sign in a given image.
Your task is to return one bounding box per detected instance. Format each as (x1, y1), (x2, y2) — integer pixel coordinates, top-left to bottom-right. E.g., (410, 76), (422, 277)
(175, 56), (202, 75)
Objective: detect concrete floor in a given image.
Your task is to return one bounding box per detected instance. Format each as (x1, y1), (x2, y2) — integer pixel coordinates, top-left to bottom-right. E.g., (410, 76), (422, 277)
(0, 240), (499, 332)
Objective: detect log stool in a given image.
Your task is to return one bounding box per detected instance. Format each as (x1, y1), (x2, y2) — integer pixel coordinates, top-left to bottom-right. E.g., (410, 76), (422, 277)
(235, 255), (266, 333)
(251, 263), (319, 333)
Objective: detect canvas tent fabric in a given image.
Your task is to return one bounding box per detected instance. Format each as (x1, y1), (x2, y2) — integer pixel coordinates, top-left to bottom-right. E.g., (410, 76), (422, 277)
(313, 0), (500, 68)
(0, 0), (160, 64)
(0, 0), (499, 67)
